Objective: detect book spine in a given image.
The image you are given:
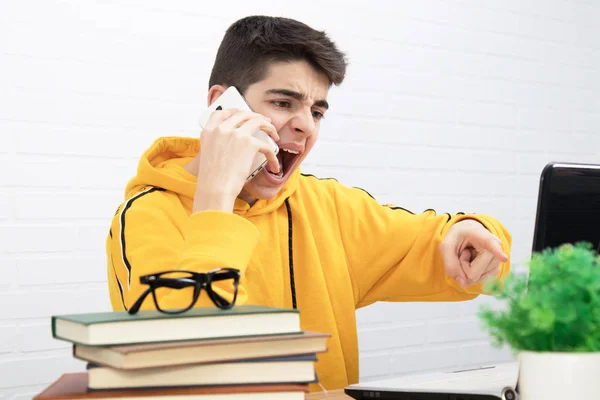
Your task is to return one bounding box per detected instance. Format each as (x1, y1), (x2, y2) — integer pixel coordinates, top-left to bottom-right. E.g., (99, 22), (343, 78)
(51, 316), (57, 338)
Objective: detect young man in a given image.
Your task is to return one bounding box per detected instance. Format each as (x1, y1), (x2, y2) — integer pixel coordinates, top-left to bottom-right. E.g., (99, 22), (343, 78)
(106, 15), (511, 391)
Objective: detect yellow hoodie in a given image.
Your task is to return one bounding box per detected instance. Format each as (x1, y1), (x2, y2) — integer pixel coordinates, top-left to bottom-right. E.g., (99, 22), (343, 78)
(106, 136), (512, 391)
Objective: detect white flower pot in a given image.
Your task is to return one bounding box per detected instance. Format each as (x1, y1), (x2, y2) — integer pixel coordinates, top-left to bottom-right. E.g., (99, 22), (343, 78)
(518, 351), (600, 400)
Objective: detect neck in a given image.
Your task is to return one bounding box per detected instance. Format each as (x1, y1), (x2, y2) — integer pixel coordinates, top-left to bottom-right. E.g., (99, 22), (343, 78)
(238, 188), (258, 207)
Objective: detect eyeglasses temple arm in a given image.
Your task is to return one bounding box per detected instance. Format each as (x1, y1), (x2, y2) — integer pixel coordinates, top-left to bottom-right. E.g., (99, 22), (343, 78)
(128, 287), (153, 314)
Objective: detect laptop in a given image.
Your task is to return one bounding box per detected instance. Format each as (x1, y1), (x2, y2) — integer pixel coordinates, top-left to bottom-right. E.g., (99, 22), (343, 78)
(345, 162), (600, 400)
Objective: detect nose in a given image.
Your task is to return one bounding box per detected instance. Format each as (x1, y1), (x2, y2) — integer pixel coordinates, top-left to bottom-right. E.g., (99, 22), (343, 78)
(289, 109), (317, 138)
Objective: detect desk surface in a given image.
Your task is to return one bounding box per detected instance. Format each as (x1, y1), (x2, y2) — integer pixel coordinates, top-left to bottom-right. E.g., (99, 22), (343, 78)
(306, 390), (352, 399)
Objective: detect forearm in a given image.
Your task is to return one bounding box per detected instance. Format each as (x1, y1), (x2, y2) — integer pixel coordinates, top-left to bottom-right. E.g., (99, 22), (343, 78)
(180, 212), (259, 271)
(154, 212), (257, 309)
(192, 185), (236, 213)
(109, 206), (259, 311)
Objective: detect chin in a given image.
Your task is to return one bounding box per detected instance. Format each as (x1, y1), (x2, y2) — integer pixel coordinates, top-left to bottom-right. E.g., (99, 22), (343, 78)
(243, 168), (288, 201)
(249, 186), (281, 201)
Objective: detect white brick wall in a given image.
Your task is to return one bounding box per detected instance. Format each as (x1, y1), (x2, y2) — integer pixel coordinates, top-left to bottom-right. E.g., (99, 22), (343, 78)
(1, 0), (599, 396)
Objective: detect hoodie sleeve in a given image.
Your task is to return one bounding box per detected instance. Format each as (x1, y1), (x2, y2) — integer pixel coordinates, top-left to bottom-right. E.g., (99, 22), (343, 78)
(106, 188), (259, 312)
(330, 182), (512, 308)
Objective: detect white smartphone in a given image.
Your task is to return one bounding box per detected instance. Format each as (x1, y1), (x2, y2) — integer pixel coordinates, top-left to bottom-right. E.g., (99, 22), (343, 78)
(198, 86), (279, 183)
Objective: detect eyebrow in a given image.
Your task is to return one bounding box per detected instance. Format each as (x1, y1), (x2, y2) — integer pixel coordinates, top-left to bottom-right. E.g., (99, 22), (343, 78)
(265, 88), (329, 110)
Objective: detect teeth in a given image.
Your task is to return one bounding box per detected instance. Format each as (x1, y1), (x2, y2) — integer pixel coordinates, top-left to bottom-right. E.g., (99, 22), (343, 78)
(281, 148), (300, 154)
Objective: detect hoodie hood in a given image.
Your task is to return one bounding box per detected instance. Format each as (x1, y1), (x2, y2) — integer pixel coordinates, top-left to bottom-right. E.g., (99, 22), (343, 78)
(125, 136), (300, 216)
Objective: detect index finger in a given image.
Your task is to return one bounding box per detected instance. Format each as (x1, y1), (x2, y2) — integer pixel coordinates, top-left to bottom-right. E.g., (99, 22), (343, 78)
(240, 117), (280, 142)
(203, 108), (239, 130)
(472, 234), (508, 263)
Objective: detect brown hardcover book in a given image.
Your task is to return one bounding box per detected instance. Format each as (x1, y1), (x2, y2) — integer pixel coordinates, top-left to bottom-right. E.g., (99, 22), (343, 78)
(73, 331), (330, 370)
(34, 373), (309, 400)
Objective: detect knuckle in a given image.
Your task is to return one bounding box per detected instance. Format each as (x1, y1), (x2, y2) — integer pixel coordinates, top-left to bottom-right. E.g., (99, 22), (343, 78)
(239, 132), (253, 144)
(203, 127), (217, 137)
(215, 127), (230, 137)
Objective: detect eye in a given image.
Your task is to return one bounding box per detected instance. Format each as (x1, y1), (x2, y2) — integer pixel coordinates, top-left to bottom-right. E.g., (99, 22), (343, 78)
(272, 100), (291, 108)
(312, 110), (325, 120)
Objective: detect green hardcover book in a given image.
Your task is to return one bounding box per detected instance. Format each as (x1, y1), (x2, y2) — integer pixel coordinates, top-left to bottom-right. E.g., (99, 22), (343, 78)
(52, 305), (300, 346)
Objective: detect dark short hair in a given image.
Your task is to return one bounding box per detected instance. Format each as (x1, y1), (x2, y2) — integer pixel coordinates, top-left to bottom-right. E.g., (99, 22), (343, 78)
(208, 15), (347, 94)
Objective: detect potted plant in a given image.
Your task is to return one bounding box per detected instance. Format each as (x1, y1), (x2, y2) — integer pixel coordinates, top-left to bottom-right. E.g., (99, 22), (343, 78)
(479, 242), (600, 400)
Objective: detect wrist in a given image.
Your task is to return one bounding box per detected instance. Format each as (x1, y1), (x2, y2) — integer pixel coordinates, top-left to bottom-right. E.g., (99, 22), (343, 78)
(455, 218), (486, 230)
(192, 187), (235, 213)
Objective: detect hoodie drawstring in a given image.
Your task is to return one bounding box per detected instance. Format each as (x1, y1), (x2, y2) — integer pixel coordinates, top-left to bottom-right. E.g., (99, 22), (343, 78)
(284, 198), (297, 309)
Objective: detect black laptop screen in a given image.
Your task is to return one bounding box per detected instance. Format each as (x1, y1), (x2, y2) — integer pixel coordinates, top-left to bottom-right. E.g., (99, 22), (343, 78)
(533, 163), (600, 254)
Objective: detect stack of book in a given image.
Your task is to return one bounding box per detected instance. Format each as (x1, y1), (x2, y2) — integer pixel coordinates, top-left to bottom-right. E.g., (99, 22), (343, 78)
(33, 305), (329, 399)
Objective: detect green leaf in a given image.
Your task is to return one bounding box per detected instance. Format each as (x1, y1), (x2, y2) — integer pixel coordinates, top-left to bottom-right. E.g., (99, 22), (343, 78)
(477, 242), (600, 352)
(529, 308), (555, 330)
(554, 304), (576, 324)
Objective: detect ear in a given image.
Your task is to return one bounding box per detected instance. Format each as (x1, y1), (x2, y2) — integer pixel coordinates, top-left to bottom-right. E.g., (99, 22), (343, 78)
(207, 85), (227, 106)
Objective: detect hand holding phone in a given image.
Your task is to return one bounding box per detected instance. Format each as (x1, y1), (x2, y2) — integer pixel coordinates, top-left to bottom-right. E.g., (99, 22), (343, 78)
(193, 87), (280, 210)
(198, 86), (280, 183)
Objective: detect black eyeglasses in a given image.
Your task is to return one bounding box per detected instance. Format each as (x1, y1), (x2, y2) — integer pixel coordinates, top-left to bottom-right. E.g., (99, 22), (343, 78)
(128, 268), (240, 315)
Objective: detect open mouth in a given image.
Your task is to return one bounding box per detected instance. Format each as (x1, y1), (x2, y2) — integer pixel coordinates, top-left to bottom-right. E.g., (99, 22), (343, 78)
(266, 147), (301, 180)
